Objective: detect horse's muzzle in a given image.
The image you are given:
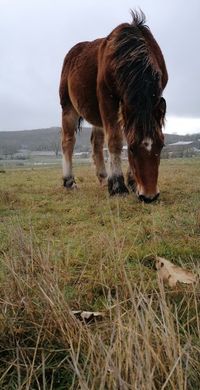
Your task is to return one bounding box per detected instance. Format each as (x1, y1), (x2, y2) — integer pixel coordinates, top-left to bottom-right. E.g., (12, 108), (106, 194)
(139, 193), (160, 203)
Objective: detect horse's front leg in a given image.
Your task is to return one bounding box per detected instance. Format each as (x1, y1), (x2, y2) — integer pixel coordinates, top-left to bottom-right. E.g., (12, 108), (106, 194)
(107, 127), (129, 196)
(98, 84), (129, 196)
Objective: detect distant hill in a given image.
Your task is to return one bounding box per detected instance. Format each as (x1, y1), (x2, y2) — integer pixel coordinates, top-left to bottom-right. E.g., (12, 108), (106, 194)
(0, 127), (200, 157)
(0, 127), (91, 156)
(164, 133), (200, 144)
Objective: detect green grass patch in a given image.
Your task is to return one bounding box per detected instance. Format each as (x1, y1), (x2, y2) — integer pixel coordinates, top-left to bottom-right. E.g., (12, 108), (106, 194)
(0, 158), (200, 388)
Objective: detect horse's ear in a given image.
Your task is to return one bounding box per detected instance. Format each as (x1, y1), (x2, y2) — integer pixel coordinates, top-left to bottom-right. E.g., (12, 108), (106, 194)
(159, 97), (166, 116)
(155, 97), (166, 125)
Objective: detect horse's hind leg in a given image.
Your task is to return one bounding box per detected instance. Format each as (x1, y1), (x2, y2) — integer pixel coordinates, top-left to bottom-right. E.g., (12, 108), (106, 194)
(61, 105), (78, 188)
(91, 127), (107, 185)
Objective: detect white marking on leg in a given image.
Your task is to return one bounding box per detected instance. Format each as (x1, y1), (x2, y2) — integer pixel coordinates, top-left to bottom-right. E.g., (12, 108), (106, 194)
(92, 151), (107, 182)
(142, 137), (153, 152)
(62, 155), (71, 178)
(109, 153), (123, 176)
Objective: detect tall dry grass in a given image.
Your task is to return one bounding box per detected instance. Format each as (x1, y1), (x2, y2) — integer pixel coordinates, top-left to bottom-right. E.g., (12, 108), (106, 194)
(0, 226), (200, 389)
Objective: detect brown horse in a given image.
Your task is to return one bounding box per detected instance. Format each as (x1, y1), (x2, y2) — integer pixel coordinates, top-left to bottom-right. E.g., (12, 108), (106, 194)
(59, 10), (168, 203)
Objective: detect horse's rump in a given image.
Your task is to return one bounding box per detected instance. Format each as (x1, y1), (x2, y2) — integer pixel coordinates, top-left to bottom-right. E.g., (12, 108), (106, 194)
(59, 39), (104, 127)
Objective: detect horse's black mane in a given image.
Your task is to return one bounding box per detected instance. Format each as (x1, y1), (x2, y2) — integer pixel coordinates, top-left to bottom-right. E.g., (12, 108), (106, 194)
(113, 10), (162, 140)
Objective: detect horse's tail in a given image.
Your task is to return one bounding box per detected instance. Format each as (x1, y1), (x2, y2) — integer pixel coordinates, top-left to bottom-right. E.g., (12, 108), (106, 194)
(77, 116), (84, 132)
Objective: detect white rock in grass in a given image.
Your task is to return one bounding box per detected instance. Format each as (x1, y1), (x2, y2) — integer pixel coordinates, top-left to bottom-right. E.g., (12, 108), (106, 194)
(156, 257), (196, 287)
(72, 310), (104, 321)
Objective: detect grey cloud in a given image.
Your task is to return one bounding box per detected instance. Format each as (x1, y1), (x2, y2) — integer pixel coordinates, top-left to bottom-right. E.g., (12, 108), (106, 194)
(0, 0), (200, 131)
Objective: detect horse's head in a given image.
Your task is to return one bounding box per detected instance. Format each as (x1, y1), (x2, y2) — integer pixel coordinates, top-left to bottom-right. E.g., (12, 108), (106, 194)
(111, 12), (168, 202)
(127, 97), (166, 203)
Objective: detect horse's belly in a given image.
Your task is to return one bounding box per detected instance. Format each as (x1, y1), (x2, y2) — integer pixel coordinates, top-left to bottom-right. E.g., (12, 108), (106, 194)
(69, 82), (102, 127)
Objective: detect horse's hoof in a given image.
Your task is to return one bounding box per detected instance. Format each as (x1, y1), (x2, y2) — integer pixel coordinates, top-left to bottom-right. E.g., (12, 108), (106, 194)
(126, 170), (137, 192)
(127, 178), (136, 192)
(63, 176), (77, 189)
(108, 175), (129, 196)
(71, 183), (78, 190)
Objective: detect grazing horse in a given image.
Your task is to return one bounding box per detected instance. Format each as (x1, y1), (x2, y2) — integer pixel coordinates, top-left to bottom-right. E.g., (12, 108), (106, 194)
(59, 10), (168, 203)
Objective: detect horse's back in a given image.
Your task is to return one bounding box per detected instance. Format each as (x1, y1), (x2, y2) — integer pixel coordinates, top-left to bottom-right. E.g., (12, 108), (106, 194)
(60, 41), (89, 78)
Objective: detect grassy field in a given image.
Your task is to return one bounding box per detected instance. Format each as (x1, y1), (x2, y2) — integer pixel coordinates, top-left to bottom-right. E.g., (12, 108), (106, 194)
(0, 158), (200, 389)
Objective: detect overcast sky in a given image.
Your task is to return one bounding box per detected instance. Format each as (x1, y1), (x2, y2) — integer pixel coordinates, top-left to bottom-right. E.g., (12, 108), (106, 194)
(1, 0), (200, 134)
